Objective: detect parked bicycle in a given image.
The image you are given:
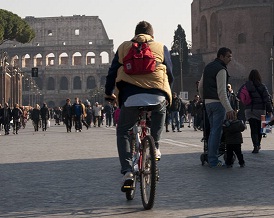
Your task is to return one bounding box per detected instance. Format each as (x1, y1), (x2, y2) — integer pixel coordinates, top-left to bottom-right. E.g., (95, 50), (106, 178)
(123, 107), (159, 210)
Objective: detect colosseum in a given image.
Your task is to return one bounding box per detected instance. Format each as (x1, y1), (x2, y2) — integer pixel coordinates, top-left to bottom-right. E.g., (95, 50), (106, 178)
(1, 15), (114, 107)
(191, 0), (274, 97)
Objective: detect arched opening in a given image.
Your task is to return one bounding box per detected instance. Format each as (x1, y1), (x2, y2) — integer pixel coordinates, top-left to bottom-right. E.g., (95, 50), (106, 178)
(73, 76), (81, 89)
(34, 53), (43, 67)
(47, 77), (55, 90)
(100, 51), (109, 64)
(59, 52), (69, 65)
(22, 54), (31, 68)
(210, 13), (217, 50)
(46, 53), (55, 66)
(72, 52), (82, 66)
(200, 16), (208, 51)
(60, 77), (68, 90)
(86, 52), (96, 65)
(87, 76), (96, 89)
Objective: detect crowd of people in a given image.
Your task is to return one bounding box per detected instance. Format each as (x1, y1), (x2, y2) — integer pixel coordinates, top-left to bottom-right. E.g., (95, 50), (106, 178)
(0, 98), (120, 135)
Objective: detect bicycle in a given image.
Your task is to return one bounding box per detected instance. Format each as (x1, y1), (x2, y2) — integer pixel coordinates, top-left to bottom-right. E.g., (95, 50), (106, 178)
(123, 106), (159, 210)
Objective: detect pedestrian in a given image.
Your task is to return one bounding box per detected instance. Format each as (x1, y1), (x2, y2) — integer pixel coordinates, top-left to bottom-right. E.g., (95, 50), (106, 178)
(0, 103), (12, 135)
(85, 102), (93, 128)
(72, 97), (83, 132)
(40, 103), (50, 131)
(62, 98), (73, 132)
(31, 104), (41, 132)
(241, 69), (273, 153)
(223, 119), (245, 167)
(187, 101), (194, 128)
(80, 100), (89, 130)
(179, 98), (187, 128)
(92, 102), (102, 127)
(104, 21), (173, 191)
(104, 101), (114, 127)
(11, 103), (22, 134)
(198, 47), (236, 167)
(170, 92), (182, 132)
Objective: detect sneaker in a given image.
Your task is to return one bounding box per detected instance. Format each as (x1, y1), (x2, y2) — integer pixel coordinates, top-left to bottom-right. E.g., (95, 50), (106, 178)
(166, 129), (170, 132)
(177, 130), (182, 132)
(226, 164), (233, 168)
(240, 163), (245, 168)
(210, 161), (225, 168)
(121, 172), (134, 192)
(156, 148), (161, 160)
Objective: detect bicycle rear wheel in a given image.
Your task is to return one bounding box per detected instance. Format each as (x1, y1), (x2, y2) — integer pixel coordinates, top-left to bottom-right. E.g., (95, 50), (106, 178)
(140, 135), (157, 210)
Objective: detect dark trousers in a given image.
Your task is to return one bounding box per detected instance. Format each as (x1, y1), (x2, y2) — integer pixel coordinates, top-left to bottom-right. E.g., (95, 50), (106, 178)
(248, 118), (262, 147)
(226, 143), (245, 165)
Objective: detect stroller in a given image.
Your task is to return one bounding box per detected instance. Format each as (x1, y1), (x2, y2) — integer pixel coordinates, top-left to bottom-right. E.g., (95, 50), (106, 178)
(200, 103), (235, 165)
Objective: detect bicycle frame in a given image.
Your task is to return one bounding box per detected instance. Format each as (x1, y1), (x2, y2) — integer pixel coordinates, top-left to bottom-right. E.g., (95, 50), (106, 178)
(131, 110), (150, 173)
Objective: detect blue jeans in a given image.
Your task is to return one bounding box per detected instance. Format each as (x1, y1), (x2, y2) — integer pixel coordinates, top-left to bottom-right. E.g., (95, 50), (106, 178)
(116, 101), (166, 174)
(205, 102), (226, 166)
(170, 111), (180, 131)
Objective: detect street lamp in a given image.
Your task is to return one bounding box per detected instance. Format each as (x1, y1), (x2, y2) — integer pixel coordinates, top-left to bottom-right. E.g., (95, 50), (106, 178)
(171, 38), (183, 93)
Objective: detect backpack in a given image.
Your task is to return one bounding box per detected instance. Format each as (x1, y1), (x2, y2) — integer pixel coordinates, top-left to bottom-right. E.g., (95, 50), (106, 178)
(123, 41), (156, 75)
(237, 84), (252, 105)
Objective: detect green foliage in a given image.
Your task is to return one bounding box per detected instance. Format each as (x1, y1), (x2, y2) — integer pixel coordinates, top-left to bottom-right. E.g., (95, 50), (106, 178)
(0, 9), (35, 45)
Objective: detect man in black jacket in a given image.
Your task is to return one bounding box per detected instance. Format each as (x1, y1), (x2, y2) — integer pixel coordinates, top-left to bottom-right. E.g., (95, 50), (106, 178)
(198, 47), (235, 167)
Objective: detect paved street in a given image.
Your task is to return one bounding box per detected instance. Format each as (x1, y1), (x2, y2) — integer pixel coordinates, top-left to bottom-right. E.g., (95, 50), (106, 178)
(1, 121), (274, 218)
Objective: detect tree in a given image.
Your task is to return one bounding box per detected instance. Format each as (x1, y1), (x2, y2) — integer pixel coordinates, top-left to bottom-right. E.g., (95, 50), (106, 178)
(170, 24), (189, 93)
(0, 9), (35, 45)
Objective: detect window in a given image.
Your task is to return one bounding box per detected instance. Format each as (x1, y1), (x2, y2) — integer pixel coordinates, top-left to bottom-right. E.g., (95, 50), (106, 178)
(75, 29), (80, 35)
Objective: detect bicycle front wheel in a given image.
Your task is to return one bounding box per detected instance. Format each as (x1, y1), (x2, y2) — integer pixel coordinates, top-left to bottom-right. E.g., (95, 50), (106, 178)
(140, 135), (157, 210)
(126, 134), (137, 200)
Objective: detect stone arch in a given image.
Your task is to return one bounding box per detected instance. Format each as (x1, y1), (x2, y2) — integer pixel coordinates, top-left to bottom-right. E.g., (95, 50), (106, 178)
(86, 52), (96, 65)
(59, 52), (69, 65)
(210, 13), (217, 50)
(34, 53), (43, 67)
(72, 52), (82, 66)
(73, 76), (81, 89)
(47, 77), (55, 90)
(87, 76), (96, 89)
(100, 51), (109, 64)
(22, 54), (31, 68)
(10, 55), (19, 67)
(200, 15), (208, 51)
(60, 76), (69, 90)
(46, 53), (55, 66)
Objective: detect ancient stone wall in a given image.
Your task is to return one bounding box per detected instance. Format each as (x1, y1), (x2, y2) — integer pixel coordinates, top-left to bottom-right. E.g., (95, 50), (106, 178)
(1, 15), (114, 107)
(191, 0), (274, 94)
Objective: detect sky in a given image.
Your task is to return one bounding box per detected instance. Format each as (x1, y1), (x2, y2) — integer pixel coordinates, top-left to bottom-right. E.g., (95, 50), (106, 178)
(0, 0), (193, 51)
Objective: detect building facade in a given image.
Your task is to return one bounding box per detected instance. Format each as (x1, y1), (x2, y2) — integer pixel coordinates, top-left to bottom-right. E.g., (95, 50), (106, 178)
(191, 0), (274, 96)
(1, 15), (114, 107)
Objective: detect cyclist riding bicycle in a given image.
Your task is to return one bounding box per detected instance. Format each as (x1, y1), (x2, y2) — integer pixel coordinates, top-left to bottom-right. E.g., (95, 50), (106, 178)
(104, 21), (174, 192)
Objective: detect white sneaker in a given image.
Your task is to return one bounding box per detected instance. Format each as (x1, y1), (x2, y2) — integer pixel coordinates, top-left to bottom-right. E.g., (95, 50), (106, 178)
(156, 148), (161, 160)
(121, 171), (134, 192)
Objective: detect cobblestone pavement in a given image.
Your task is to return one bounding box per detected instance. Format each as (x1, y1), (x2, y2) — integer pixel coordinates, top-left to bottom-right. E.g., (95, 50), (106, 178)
(1, 121), (274, 217)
